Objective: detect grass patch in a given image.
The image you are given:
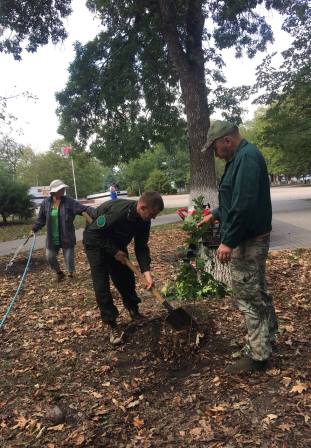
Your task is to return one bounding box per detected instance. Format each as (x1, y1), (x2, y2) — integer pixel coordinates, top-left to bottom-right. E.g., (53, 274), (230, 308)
(0, 211), (179, 243)
(0, 215), (87, 243)
(151, 221), (182, 232)
(159, 207), (178, 216)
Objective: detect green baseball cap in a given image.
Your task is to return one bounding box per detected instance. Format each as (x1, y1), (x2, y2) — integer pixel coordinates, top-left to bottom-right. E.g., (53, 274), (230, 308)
(202, 120), (238, 152)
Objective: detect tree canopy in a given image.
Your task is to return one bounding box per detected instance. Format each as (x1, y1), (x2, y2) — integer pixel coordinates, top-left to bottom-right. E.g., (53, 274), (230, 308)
(0, 136), (26, 176)
(0, 0), (71, 60)
(1, 1), (310, 201)
(243, 79), (311, 178)
(255, 1), (310, 107)
(55, 0), (310, 201)
(0, 165), (34, 223)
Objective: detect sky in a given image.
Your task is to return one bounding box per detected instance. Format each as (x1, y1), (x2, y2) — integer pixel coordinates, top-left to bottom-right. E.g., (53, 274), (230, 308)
(0, 1), (292, 154)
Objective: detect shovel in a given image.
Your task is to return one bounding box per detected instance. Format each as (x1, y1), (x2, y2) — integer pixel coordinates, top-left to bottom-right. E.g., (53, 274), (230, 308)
(125, 258), (197, 331)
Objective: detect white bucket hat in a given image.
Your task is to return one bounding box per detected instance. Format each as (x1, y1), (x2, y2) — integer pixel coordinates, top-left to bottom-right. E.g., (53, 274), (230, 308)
(49, 179), (69, 193)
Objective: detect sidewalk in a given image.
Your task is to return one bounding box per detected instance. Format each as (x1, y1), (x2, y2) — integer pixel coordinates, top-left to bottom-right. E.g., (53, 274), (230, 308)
(0, 213), (181, 257)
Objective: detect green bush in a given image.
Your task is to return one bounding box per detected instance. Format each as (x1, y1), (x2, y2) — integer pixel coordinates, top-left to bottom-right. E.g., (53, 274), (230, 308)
(144, 169), (172, 194)
(0, 175), (35, 223)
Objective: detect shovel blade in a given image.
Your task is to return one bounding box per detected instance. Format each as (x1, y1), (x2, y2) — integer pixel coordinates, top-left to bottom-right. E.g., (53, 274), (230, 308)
(165, 307), (196, 330)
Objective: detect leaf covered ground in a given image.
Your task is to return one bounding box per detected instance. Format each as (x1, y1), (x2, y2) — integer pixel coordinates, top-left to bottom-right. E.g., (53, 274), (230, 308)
(1, 227), (311, 447)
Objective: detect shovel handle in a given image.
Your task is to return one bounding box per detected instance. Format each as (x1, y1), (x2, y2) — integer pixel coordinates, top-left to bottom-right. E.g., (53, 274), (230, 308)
(125, 258), (169, 307)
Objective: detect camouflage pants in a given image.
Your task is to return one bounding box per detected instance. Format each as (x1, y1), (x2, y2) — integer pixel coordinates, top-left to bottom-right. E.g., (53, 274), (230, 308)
(231, 234), (278, 361)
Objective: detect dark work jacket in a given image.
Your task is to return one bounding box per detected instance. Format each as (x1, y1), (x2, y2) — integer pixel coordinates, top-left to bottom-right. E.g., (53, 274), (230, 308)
(83, 199), (151, 273)
(212, 139), (272, 248)
(32, 196), (90, 249)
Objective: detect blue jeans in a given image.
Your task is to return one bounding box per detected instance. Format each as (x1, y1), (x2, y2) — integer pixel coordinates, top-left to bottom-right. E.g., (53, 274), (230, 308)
(45, 246), (75, 274)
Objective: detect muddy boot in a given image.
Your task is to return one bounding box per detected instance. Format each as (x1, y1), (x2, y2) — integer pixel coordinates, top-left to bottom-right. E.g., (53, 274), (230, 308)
(109, 322), (124, 346)
(225, 356), (268, 374)
(128, 307), (145, 321)
(56, 270), (65, 283)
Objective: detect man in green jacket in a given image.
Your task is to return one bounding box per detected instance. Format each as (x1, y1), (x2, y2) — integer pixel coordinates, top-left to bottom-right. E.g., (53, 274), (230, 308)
(83, 191), (164, 346)
(199, 121), (278, 374)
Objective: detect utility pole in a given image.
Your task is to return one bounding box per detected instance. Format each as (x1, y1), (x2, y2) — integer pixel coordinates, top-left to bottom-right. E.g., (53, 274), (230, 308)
(63, 145), (78, 199)
(71, 156), (78, 199)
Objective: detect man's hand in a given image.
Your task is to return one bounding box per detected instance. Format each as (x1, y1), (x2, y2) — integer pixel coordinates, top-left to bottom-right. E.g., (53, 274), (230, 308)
(216, 243), (233, 263)
(114, 250), (128, 264)
(197, 213), (214, 228)
(143, 271), (154, 290)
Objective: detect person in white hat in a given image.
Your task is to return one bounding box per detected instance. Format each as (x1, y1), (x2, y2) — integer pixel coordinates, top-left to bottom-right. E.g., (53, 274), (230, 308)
(31, 179), (93, 282)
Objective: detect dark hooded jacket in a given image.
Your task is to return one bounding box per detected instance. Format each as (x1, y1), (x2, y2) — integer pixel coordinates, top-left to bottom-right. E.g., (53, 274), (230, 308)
(32, 196), (91, 249)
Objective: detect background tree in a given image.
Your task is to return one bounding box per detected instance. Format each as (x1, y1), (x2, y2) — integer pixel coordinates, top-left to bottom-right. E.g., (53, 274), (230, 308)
(255, 1), (310, 107)
(117, 143), (189, 194)
(56, 0), (309, 205)
(15, 139), (107, 198)
(243, 88), (311, 179)
(0, 166), (34, 223)
(145, 169), (173, 194)
(253, 0), (311, 179)
(0, 136), (26, 177)
(101, 166), (121, 191)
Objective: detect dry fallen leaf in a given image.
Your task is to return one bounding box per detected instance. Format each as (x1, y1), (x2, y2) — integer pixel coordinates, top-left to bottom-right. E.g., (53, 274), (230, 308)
(72, 434), (86, 446)
(12, 415), (28, 430)
(210, 404), (227, 412)
(278, 423), (293, 432)
(47, 424), (65, 431)
(127, 400), (140, 409)
(281, 377), (292, 387)
(190, 427), (202, 436)
(133, 417), (144, 429)
(290, 382), (308, 394)
(91, 391), (103, 399)
(262, 414), (278, 425)
(267, 368), (281, 377)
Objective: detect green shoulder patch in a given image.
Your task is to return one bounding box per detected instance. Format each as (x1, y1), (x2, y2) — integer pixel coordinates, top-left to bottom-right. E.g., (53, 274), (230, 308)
(96, 215), (106, 228)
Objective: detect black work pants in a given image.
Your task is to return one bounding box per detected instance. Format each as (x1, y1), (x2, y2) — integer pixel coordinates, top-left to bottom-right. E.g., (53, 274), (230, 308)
(85, 245), (140, 322)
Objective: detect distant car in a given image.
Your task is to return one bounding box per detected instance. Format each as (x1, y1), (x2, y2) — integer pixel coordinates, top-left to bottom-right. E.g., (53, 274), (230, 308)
(299, 175), (311, 183)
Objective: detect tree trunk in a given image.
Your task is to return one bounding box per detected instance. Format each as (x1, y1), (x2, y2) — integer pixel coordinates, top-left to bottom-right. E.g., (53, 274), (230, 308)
(158, 0), (230, 285)
(1, 213), (7, 224)
(180, 72), (218, 207)
(158, 0), (217, 206)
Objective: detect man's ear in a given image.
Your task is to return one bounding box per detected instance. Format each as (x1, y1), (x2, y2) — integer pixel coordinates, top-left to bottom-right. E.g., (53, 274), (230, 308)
(138, 200), (146, 210)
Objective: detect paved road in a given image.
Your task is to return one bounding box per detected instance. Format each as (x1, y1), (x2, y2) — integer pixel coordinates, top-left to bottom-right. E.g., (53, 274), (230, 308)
(270, 186), (311, 250)
(1, 186), (311, 257)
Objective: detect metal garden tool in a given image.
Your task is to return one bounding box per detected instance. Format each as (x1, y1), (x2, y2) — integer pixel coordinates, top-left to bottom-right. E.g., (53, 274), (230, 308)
(125, 258), (197, 331)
